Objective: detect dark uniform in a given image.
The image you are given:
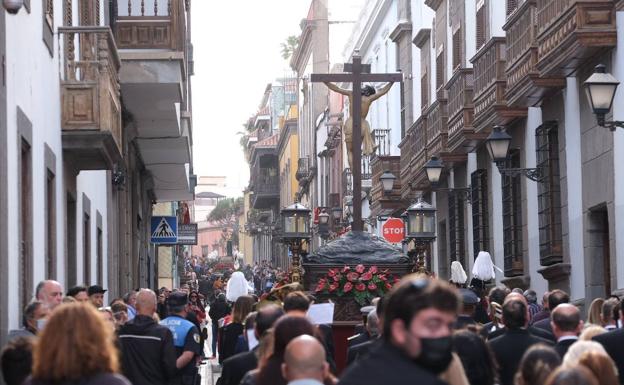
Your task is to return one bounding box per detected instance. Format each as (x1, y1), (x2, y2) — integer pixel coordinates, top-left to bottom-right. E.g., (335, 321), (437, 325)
(161, 292), (202, 385)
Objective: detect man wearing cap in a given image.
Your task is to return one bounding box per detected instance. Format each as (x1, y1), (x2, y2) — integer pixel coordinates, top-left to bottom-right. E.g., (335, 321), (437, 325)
(347, 305), (375, 348)
(454, 288), (479, 329)
(88, 285), (107, 308)
(160, 291), (202, 385)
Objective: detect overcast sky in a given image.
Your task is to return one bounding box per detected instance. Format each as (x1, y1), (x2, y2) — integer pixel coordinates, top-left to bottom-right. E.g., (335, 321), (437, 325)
(191, 1), (314, 198)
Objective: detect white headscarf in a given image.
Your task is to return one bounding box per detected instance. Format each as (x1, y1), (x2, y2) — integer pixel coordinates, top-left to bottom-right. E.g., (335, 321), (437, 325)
(450, 261), (468, 284)
(472, 251), (496, 281)
(226, 271), (249, 302)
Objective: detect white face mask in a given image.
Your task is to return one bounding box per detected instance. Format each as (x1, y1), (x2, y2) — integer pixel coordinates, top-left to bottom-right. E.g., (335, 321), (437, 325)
(36, 318), (47, 331)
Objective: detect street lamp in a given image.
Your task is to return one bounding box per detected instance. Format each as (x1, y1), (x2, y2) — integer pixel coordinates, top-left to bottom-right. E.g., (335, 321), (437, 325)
(584, 64), (623, 131)
(3, 0), (23, 13)
(423, 156), (471, 201)
(280, 202), (311, 283)
(486, 125), (544, 182)
(379, 170), (397, 194)
(318, 208), (330, 240)
(405, 197), (436, 273)
(318, 209), (330, 226)
(331, 206), (342, 221)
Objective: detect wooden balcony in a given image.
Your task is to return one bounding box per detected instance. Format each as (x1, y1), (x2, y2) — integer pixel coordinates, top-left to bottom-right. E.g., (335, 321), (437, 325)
(112, 0), (187, 51)
(504, 0), (565, 108)
(446, 68), (483, 153)
(471, 37), (527, 134)
(251, 174), (279, 209)
(399, 116), (429, 200)
(536, 0), (616, 77)
(425, 99), (448, 158)
(59, 27), (123, 170)
(370, 156), (403, 218)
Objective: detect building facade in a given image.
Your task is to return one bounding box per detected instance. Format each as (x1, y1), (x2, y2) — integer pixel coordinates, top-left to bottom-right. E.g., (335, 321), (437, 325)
(0, 0), (194, 344)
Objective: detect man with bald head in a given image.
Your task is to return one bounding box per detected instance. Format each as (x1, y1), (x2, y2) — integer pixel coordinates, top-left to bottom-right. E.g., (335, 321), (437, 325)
(35, 280), (63, 310)
(282, 335), (329, 385)
(551, 303), (582, 358)
(118, 289), (177, 385)
(486, 292), (554, 342)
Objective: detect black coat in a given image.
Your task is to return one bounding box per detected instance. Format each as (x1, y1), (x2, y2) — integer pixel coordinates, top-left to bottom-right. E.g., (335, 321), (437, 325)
(219, 323), (244, 363)
(209, 300), (230, 322)
(554, 337), (578, 359)
(487, 325), (555, 342)
(593, 329), (624, 385)
(532, 317), (554, 334)
(219, 349), (258, 385)
(488, 329), (553, 385)
(347, 331), (369, 347)
(338, 341), (447, 385)
(346, 338), (380, 366)
(118, 315), (178, 385)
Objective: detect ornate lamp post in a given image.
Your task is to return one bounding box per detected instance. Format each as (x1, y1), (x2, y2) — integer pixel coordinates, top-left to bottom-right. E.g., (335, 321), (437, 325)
(584, 64), (622, 131)
(424, 156), (471, 201)
(3, 0), (23, 13)
(318, 209), (330, 239)
(280, 202), (311, 283)
(405, 197), (436, 273)
(379, 170), (397, 194)
(486, 125), (544, 182)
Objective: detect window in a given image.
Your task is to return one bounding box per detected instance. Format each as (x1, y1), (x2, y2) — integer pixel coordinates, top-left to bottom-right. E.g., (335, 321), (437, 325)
(536, 122), (563, 265)
(436, 50), (445, 91)
(421, 70), (429, 111)
(97, 226), (103, 285)
(448, 192), (466, 267)
(471, 169), (490, 256)
(202, 245), (209, 257)
(83, 212), (91, 284)
(46, 170), (56, 279)
(476, 1), (487, 49)
(20, 139), (33, 311)
(452, 26), (462, 70)
(502, 150), (524, 276)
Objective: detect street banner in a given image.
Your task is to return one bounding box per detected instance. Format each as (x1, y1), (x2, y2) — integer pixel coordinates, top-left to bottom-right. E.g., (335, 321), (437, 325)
(177, 223), (198, 245)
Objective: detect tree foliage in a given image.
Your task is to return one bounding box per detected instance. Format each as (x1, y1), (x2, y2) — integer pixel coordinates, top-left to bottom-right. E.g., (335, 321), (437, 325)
(208, 197), (244, 226)
(281, 35), (300, 60)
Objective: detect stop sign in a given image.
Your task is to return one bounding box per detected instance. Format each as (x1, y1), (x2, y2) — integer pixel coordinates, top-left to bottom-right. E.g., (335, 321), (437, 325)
(382, 218), (405, 243)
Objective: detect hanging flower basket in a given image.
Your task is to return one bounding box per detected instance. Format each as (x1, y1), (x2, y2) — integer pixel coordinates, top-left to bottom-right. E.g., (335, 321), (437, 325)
(314, 264), (399, 306)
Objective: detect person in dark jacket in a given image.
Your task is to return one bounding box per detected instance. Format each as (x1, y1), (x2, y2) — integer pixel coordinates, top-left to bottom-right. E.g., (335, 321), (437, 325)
(488, 294), (552, 385)
(347, 308), (381, 365)
(118, 289), (177, 385)
(219, 295), (254, 364)
(209, 292), (230, 358)
(551, 304), (582, 358)
(533, 289), (570, 335)
(339, 278), (458, 385)
(593, 305), (624, 385)
(219, 305), (285, 385)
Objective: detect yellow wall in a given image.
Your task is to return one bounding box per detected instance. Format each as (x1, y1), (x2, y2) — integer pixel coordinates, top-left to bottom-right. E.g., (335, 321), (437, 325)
(279, 106), (300, 207)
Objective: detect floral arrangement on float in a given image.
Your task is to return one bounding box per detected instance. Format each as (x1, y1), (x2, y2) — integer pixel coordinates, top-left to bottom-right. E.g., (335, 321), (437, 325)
(314, 264), (399, 306)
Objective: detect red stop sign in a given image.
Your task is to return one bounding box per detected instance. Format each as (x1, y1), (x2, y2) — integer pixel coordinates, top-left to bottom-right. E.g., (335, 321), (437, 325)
(382, 218), (405, 243)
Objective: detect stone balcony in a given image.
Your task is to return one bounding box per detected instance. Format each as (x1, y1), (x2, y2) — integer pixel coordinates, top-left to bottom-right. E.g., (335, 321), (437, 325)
(59, 27), (123, 170)
(536, 0), (616, 77)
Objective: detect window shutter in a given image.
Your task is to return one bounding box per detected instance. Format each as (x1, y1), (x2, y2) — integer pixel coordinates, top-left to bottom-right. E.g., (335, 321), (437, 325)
(452, 27), (462, 70)
(436, 51), (445, 91)
(421, 71), (429, 111)
(507, 0), (518, 16)
(476, 5), (486, 49)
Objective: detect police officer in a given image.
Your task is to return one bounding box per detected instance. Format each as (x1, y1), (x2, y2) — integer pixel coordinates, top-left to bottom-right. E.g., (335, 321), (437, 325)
(161, 292), (202, 385)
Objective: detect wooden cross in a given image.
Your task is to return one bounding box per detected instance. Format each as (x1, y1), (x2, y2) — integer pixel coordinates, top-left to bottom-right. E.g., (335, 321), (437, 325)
(311, 52), (402, 232)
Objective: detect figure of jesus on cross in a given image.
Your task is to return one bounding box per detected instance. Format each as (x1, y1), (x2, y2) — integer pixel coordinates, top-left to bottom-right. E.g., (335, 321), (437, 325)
(311, 51), (402, 232)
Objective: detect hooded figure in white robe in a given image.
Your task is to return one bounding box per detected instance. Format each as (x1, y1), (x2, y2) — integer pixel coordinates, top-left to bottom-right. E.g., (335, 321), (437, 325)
(450, 261), (468, 286)
(226, 271), (251, 302)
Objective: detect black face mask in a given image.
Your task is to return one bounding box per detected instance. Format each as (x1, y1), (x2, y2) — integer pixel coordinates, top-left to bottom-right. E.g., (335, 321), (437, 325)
(412, 336), (454, 374)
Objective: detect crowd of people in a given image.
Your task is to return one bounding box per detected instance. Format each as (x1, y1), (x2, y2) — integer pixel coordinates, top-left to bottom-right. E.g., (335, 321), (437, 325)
(2, 255), (624, 385)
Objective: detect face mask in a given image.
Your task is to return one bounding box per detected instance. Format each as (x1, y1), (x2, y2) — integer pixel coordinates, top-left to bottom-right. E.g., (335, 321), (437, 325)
(36, 318), (47, 331)
(412, 336), (453, 374)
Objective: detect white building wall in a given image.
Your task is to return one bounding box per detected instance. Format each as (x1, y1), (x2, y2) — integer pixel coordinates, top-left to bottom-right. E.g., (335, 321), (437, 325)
(525, 107), (548, 295)
(491, 165), (505, 283)
(613, 11), (624, 290)
(464, 0), (477, 67)
(489, 0), (506, 37)
(4, 0), (112, 328)
(564, 77), (586, 301)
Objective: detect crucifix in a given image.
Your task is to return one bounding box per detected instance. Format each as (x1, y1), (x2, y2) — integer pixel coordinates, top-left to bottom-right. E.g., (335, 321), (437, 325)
(311, 52), (402, 232)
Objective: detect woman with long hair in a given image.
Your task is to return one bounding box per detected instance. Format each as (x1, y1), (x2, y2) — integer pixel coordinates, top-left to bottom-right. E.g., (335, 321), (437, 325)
(577, 351), (618, 385)
(586, 298), (604, 326)
(24, 303), (130, 385)
(219, 295), (255, 363)
(452, 330), (497, 385)
(514, 344), (561, 385)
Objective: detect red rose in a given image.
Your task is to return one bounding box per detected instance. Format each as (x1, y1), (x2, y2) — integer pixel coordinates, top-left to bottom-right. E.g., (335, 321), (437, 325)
(328, 269), (336, 277)
(315, 283), (325, 292)
(385, 282), (392, 290)
(368, 266), (378, 274)
(355, 283), (366, 292)
(342, 266), (351, 273)
(355, 264), (365, 273)
(361, 272), (373, 281)
(343, 282), (353, 293)
(347, 272), (359, 282)
(332, 275), (340, 282)
(329, 283), (338, 292)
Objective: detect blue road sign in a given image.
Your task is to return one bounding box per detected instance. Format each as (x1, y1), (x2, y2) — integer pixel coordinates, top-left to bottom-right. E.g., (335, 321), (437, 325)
(151, 216), (178, 244)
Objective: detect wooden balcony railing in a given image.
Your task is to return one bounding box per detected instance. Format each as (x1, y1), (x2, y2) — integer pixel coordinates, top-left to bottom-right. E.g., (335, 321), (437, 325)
(536, 0), (616, 76)
(252, 175), (280, 195)
(504, 0), (565, 107)
(59, 27), (122, 154)
(112, 0), (187, 50)
(425, 99), (448, 157)
(373, 129), (392, 157)
(446, 68), (476, 153)
(399, 116), (429, 199)
(471, 37), (525, 134)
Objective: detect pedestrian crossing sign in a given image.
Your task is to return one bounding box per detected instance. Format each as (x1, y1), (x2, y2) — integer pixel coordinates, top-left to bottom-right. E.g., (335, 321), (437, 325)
(151, 216), (178, 244)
